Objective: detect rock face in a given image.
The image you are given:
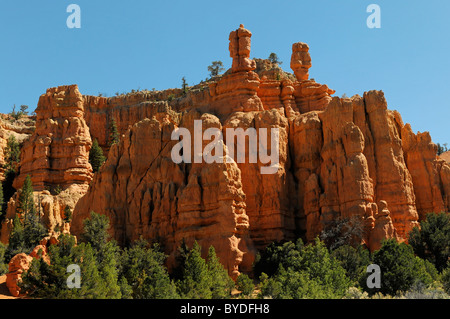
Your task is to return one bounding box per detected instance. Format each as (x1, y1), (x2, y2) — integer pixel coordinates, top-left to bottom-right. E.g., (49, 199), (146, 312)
(70, 110), (255, 278)
(208, 25), (264, 119)
(0, 114), (35, 181)
(13, 85), (93, 191)
(440, 151), (450, 163)
(5, 253), (33, 297)
(1, 25), (449, 277)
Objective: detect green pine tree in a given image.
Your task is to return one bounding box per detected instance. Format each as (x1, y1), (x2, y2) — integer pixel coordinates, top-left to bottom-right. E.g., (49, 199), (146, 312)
(3, 135), (20, 175)
(206, 246), (234, 299)
(5, 215), (25, 261)
(81, 211), (121, 298)
(0, 182), (4, 218)
(181, 77), (189, 95)
(368, 239), (437, 296)
(6, 175), (47, 261)
(177, 241), (212, 299)
(207, 61), (225, 77)
(20, 234), (117, 299)
(63, 206), (72, 223)
(108, 118), (120, 146)
(0, 242), (8, 275)
(409, 212), (450, 272)
(236, 273), (254, 297)
(120, 238), (178, 299)
(89, 139), (106, 173)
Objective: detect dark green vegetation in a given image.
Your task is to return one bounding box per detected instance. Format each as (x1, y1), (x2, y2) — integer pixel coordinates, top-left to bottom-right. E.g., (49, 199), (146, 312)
(268, 52), (282, 65)
(17, 212), (235, 299)
(108, 118), (120, 147)
(5, 175), (47, 262)
(9, 104), (29, 121)
(89, 139), (106, 173)
(1, 135), (21, 217)
(207, 61), (225, 77)
(437, 143), (448, 156)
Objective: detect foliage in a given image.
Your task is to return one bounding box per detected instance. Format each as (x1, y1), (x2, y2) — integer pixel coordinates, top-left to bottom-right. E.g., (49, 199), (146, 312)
(268, 53), (282, 65)
(408, 212), (450, 272)
(120, 238), (178, 299)
(256, 238), (351, 299)
(236, 273), (254, 297)
(0, 182), (3, 218)
(368, 239), (438, 296)
(176, 242), (233, 299)
(176, 241), (212, 298)
(3, 135), (21, 175)
(2, 135), (21, 214)
(108, 118), (120, 146)
(442, 265), (450, 295)
(206, 246), (234, 298)
(181, 77), (189, 95)
(436, 143), (448, 155)
(320, 216), (365, 251)
(5, 175), (47, 261)
(253, 239), (304, 278)
(207, 61), (225, 77)
(331, 245), (371, 286)
(9, 104), (29, 121)
(20, 212), (125, 299)
(63, 206), (72, 223)
(89, 139), (106, 173)
(20, 234), (118, 299)
(0, 242), (8, 275)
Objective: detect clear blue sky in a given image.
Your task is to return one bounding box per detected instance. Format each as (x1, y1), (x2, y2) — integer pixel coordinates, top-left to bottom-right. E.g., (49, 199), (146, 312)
(1, 0), (449, 144)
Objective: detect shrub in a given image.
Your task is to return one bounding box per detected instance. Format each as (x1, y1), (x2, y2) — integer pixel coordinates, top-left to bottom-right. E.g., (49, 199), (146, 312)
(89, 139), (106, 173)
(256, 238), (351, 299)
(120, 238), (178, 299)
(409, 212), (450, 272)
(176, 242), (234, 299)
(236, 273), (254, 297)
(368, 239), (438, 296)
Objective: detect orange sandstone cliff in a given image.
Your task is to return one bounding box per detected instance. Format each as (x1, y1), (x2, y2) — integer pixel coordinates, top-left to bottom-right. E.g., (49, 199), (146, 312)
(1, 25), (449, 278)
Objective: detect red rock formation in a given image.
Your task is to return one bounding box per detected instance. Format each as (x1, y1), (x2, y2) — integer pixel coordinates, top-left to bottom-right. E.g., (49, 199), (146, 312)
(291, 92), (425, 247)
(208, 25), (264, 118)
(440, 151), (450, 163)
(5, 253), (33, 297)
(229, 24), (256, 73)
(1, 25), (449, 281)
(402, 125), (450, 218)
(222, 110), (295, 249)
(13, 85), (93, 191)
(70, 110), (255, 278)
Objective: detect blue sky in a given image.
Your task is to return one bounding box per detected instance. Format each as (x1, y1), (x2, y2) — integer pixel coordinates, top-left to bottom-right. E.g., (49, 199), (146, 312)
(1, 0), (449, 144)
